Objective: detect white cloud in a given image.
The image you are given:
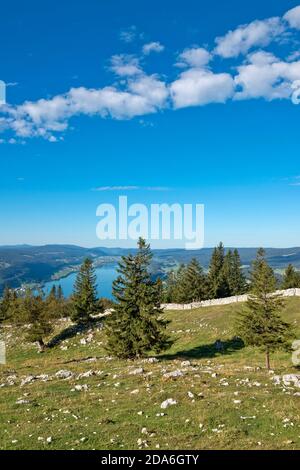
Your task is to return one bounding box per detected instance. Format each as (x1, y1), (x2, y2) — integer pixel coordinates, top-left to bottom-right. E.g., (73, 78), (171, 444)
(176, 47), (211, 67)
(68, 85), (159, 119)
(110, 54), (142, 77)
(0, 72), (169, 140)
(284, 6), (300, 30)
(234, 51), (300, 100)
(127, 75), (169, 108)
(119, 26), (137, 43)
(92, 185), (170, 191)
(142, 41), (164, 55)
(171, 68), (235, 108)
(2, 5), (300, 143)
(215, 17), (284, 58)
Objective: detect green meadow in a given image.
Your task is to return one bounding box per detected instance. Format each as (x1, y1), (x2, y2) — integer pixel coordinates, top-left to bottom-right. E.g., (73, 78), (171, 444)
(1, 297), (300, 450)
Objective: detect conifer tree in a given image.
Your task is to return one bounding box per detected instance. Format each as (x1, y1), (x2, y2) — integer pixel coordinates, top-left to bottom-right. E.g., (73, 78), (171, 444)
(72, 258), (98, 324)
(231, 249), (247, 294)
(48, 285), (57, 300)
(57, 285), (64, 300)
(208, 242), (225, 298)
(237, 248), (293, 370)
(221, 249), (247, 296)
(163, 269), (178, 303)
(45, 284), (66, 319)
(176, 258), (207, 303)
(22, 290), (53, 351)
(0, 286), (13, 322)
(105, 238), (171, 359)
(219, 250), (233, 297)
(282, 264), (300, 289)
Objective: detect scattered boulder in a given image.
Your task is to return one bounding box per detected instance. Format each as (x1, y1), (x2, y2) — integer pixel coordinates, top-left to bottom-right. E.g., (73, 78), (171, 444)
(71, 384), (89, 392)
(282, 374), (300, 388)
(161, 398), (177, 409)
(181, 360), (191, 367)
(129, 368), (144, 375)
(16, 399), (31, 405)
(55, 370), (73, 380)
(76, 370), (95, 380)
(36, 374), (49, 382)
(163, 369), (184, 379)
(144, 357), (159, 364)
(21, 375), (36, 387)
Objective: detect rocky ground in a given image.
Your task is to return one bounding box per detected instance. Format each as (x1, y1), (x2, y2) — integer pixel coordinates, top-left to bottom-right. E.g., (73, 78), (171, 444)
(0, 298), (300, 450)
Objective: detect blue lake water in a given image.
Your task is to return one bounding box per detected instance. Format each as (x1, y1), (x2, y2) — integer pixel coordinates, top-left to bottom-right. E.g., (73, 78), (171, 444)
(43, 264), (118, 299)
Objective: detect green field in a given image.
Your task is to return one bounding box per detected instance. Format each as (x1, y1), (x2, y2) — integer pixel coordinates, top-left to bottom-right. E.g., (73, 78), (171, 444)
(1, 298), (300, 450)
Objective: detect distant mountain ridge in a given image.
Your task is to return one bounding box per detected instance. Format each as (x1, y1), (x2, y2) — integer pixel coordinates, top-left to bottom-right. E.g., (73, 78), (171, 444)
(0, 244), (300, 293)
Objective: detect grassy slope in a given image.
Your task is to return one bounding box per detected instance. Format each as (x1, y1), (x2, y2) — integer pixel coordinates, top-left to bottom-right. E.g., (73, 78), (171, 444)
(0, 298), (300, 450)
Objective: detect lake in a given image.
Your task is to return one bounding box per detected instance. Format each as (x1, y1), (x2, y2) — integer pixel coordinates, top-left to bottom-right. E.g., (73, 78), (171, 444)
(43, 264), (118, 299)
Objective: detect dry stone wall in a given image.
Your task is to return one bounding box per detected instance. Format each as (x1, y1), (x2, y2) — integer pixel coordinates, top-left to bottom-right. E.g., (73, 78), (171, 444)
(161, 288), (300, 311)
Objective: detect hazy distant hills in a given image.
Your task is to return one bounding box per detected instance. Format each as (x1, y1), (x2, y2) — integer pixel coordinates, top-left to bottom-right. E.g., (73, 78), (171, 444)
(0, 244), (300, 293)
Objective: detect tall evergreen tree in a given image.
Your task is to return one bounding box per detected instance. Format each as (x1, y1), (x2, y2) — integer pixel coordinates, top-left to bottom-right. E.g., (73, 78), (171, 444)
(208, 242), (226, 298)
(57, 285), (64, 300)
(163, 269), (178, 303)
(231, 249), (247, 295)
(282, 264), (300, 289)
(0, 286), (13, 322)
(219, 250), (233, 297)
(237, 248), (293, 370)
(72, 258), (98, 324)
(48, 285), (57, 300)
(22, 290), (53, 351)
(221, 249), (247, 296)
(176, 258), (207, 303)
(105, 238), (171, 359)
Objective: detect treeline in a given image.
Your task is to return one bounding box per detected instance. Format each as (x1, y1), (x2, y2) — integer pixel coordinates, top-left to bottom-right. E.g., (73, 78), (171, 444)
(163, 243), (300, 303)
(0, 259), (113, 350)
(163, 243), (247, 303)
(0, 241), (298, 367)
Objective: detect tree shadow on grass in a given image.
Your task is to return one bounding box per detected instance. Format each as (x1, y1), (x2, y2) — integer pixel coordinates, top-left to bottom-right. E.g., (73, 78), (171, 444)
(47, 318), (103, 348)
(160, 337), (245, 360)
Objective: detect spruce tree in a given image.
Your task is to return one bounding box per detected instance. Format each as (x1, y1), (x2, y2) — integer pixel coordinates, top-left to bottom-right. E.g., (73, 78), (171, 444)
(237, 248), (293, 370)
(48, 285), (57, 300)
(163, 269), (178, 303)
(57, 285), (64, 300)
(176, 258), (207, 303)
(221, 249), (247, 296)
(208, 242), (225, 298)
(0, 286), (13, 322)
(282, 264), (300, 289)
(219, 250), (233, 297)
(22, 290), (53, 351)
(231, 249), (247, 295)
(105, 238), (171, 359)
(72, 258), (98, 324)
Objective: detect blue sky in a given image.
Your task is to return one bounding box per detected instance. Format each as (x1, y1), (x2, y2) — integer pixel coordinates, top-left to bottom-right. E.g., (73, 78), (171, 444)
(1, 0), (300, 248)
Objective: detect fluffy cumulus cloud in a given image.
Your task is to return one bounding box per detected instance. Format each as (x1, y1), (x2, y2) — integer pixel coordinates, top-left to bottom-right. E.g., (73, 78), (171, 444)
(234, 51), (300, 100)
(2, 4), (300, 143)
(0, 72), (170, 141)
(176, 47), (212, 67)
(214, 17), (285, 58)
(171, 69), (234, 108)
(142, 41), (164, 55)
(284, 6), (300, 29)
(110, 54), (142, 77)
